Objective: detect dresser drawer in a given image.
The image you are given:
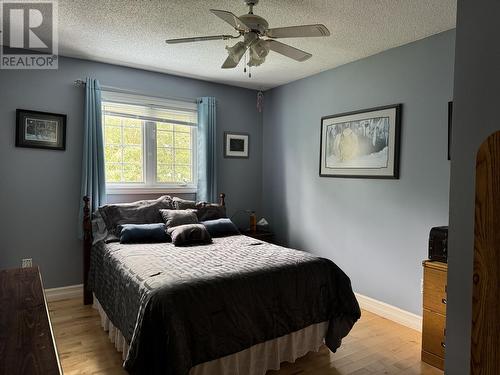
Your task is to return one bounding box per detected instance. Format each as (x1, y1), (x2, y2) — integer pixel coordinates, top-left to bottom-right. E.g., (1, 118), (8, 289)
(423, 264), (447, 315)
(422, 309), (446, 359)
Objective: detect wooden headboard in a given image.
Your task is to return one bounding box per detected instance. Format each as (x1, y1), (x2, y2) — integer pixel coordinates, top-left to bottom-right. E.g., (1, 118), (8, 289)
(82, 192), (226, 305)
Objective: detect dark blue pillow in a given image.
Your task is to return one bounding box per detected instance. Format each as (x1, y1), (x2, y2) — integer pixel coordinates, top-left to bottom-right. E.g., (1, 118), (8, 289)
(120, 223), (169, 244)
(201, 218), (240, 238)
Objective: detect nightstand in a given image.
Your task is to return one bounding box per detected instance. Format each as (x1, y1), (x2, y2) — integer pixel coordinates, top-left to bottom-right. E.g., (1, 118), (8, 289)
(421, 260), (447, 370)
(242, 229), (274, 243)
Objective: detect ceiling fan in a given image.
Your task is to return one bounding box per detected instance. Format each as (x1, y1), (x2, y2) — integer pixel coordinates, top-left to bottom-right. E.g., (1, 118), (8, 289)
(165, 0), (330, 70)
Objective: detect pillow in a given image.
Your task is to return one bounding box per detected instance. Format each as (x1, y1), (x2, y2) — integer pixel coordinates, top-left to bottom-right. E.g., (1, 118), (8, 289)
(172, 197), (197, 210)
(201, 218), (240, 238)
(167, 224), (212, 246)
(160, 209), (198, 229)
(120, 223), (169, 244)
(194, 202), (227, 221)
(98, 195), (174, 235)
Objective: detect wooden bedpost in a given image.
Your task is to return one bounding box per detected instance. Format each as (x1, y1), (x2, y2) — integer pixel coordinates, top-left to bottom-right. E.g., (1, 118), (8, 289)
(219, 192), (226, 207)
(82, 196), (93, 305)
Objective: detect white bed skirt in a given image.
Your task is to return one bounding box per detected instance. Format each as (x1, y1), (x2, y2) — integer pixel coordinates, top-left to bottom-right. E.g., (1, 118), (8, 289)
(93, 297), (328, 375)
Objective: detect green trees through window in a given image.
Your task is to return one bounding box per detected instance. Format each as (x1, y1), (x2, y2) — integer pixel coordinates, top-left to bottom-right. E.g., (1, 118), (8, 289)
(103, 113), (195, 187)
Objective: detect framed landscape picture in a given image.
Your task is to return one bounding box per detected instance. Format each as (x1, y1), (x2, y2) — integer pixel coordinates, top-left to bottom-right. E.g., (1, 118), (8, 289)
(16, 109), (67, 150)
(319, 104), (401, 178)
(224, 132), (249, 158)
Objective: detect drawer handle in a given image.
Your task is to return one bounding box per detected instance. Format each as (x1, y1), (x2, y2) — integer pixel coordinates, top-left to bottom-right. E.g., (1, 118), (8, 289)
(441, 342), (446, 348)
(442, 298), (447, 304)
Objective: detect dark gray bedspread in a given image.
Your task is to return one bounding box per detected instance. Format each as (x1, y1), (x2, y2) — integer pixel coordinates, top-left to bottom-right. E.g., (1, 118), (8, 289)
(88, 235), (360, 375)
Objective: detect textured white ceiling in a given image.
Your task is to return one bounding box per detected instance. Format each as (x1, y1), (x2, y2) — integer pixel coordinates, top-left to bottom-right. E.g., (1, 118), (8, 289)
(57, 0), (456, 90)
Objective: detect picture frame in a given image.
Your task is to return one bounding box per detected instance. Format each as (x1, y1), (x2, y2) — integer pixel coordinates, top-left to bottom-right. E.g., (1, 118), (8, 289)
(319, 104), (402, 179)
(448, 101), (453, 160)
(224, 132), (249, 158)
(16, 109), (67, 151)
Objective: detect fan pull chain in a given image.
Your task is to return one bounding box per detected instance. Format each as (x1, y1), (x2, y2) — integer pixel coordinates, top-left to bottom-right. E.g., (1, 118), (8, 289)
(244, 51), (247, 73)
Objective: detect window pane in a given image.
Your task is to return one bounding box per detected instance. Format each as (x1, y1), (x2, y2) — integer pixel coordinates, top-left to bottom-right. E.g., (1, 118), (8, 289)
(175, 148), (191, 165)
(157, 123), (173, 132)
(174, 132), (190, 148)
(105, 146), (122, 163)
(156, 126), (193, 184)
(157, 164), (174, 182)
(176, 165), (192, 183)
(157, 147), (173, 164)
(123, 118), (141, 127)
(105, 116), (121, 127)
(123, 163), (142, 182)
(157, 130), (173, 147)
(176, 125), (191, 133)
(106, 163), (122, 183)
(123, 146), (142, 163)
(103, 114), (144, 184)
(123, 127), (142, 145)
(105, 126), (121, 144)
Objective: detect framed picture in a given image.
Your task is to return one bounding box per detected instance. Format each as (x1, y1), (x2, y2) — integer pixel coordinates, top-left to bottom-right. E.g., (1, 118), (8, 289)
(448, 101), (453, 160)
(319, 104), (402, 179)
(224, 132), (249, 158)
(16, 109), (67, 151)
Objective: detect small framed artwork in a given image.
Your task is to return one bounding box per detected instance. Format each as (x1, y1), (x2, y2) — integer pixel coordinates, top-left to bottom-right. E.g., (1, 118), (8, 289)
(16, 109), (67, 151)
(448, 101), (453, 160)
(224, 132), (249, 158)
(319, 104), (402, 179)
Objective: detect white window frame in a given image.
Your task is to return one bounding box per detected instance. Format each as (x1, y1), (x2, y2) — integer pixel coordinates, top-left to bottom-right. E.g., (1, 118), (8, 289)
(102, 91), (198, 195)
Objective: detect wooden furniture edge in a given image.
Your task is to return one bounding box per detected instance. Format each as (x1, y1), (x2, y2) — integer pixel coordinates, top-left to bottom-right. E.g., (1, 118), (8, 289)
(422, 350), (444, 371)
(471, 132), (500, 374)
(82, 192), (227, 305)
(422, 260), (448, 272)
(39, 268), (64, 374)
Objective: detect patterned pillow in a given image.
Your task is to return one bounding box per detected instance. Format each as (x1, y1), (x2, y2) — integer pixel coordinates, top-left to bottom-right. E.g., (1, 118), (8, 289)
(160, 209), (198, 229)
(167, 224), (212, 246)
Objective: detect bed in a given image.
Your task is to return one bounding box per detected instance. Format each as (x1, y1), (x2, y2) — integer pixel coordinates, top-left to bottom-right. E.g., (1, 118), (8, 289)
(83, 193), (360, 375)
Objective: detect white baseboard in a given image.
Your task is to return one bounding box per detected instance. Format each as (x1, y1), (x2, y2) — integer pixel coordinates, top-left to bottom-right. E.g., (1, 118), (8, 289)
(45, 284), (83, 302)
(355, 292), (422, 332)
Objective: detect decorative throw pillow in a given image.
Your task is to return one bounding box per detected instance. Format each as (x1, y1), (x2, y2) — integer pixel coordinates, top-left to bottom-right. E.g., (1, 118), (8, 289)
(194, 202), (227, 221)
(160, 209), (198, 229)
(120, 223), (169, 244)
(167, 224), (212, 246)
(98, 195), (174, 235)
(201, 218), (240, 238)
(172, 197), (197, 210)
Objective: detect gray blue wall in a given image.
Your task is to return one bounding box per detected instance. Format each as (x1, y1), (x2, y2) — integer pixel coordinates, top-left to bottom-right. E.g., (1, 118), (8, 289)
(446, 1), (500, 372)
(0, 57), (262, 288)
(262, 30), (455, 315)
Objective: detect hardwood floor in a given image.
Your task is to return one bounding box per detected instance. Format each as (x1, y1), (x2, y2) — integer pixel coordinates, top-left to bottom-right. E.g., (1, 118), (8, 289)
(48, 298), (443, 375)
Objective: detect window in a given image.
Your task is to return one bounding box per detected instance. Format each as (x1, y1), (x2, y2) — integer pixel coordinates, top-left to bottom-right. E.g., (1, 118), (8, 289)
(102, 91), (197, 193)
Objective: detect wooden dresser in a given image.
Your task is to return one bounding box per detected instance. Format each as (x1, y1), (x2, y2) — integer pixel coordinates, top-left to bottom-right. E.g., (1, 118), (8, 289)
(0, 267), (62, 375)
(421, 260), (447, 370)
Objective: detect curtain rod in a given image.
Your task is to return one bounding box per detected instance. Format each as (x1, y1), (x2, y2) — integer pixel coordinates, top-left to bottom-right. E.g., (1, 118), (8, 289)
(74, 79), (198, 104)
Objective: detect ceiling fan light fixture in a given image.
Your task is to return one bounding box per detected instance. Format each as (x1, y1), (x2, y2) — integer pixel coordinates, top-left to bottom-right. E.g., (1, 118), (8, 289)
(226, 41), (248, 64)
(248, 39), (269, 67)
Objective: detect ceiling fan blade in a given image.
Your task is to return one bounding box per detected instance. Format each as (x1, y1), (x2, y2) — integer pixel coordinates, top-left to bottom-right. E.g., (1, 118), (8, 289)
(221, 56), (240, 69)
(266, 24), (330, 39)
(266, 40), (312, 62)
(210, 9), (251, 32)
(166, 35), (237, 44)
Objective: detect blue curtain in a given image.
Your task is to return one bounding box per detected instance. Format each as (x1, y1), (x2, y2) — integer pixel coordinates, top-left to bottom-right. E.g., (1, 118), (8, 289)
(197, 97), (217, 203)
(78, 78), (106, 238)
